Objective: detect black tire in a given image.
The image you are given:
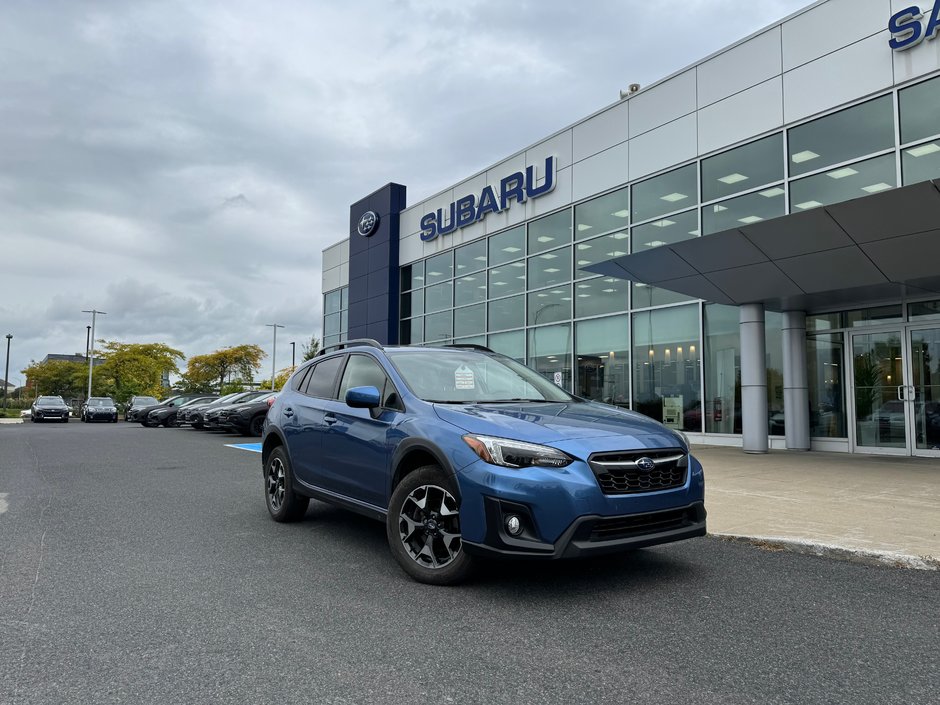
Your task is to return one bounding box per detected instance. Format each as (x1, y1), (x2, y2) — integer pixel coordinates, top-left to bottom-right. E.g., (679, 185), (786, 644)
(63, 417), (68, 423)
(263, 446), (309, 522)
(386, 465), (475, 586)
(247, 414), (265, 437)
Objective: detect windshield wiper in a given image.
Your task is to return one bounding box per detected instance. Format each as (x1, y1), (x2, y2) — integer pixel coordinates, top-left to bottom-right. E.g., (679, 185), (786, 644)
(481, 398), (547, 403)
(424, 399), (478, 404)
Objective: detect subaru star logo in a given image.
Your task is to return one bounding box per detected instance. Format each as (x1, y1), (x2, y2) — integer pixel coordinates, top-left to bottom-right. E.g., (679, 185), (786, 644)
(357, 210), (379, 237)
(636, 457), (656, 472)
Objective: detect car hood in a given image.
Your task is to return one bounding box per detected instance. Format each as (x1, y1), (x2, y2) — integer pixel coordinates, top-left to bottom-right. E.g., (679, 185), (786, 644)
(433, 400), (683, 446)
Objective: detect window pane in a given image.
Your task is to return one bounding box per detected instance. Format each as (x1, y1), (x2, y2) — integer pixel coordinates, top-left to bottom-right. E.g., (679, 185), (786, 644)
(632, 164), (697, 223)
(575, 187), (630, 239)
(488, 226), (525, 266)
(528, 209), (571, 255)
(400, 317), (423, 345)
(846, 305), (903, 328)
(910, 300), (940, 320)
(575, 231), (630, 279)
(425, 251), (454, 284)
(339, 355), (389, 401)
(488, 294), (525, 331)
(575, 277), (629, 319)
(702, 133), (783, 201)
(900, 75), (940, 144)
(341, 287), (348, 311)
(455, 239), (487, 275)
(528, 286), (571, 326)
(325, 290), (342, 315)
(576, 315), (630, 407)
(528, 324), (572, 391)
(324, 312), (341, 337)
(400, 290), (423, 318)
(424, 311), (452, 342)
(488, 330), (525, 362)
(790, 154), (897, 212)
(808, 333), (847, 438)
(704, 304), (741, 434)
(766, 312), (785, 436)
(400, 262), (424, 291)
(304, 356), (344, 398)
(527, 248), (571, 289)
(788, 95), (894, 177)
(631, 209), (698, 308)
(340, 309), (347, 335)
(902, 138), (940, 186)
(454, 303), (485, 338)
(633, 305), (702, 432)
(424, 281), (453, 313)
(454, 335), (486, 346)
(455, 274), (487, 304)
(488, 261), (526, 297)
(807, 313), (843, 332)
(703, 187), (785, 235)
(323, 334), (341, 349)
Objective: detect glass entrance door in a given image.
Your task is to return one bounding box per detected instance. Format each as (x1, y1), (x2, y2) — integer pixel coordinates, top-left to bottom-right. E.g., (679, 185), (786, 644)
(908, 326), (940, 455)
(851, 331), (907, 453)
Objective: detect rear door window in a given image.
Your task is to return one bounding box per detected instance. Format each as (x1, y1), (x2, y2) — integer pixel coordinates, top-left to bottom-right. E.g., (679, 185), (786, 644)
(302, 356), (344, 398)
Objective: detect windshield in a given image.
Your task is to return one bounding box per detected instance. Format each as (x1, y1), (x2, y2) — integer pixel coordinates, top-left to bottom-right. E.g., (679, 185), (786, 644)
(387, 349), (574, 404)
(88, 398), (114, 406)
(37, 396), (65, 407)
(134, 397), (158, 406)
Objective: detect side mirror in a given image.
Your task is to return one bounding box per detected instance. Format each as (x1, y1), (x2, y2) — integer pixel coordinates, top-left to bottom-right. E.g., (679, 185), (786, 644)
(346, 386), (381, 409)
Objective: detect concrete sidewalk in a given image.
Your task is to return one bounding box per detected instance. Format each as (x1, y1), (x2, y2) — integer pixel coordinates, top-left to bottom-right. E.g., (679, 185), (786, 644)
(694, 445), (940, 569)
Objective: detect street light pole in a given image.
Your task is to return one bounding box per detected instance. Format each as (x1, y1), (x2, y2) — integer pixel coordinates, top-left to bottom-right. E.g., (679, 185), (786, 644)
(3, 334), (12, 410)
(290, 341), (296, 369)
(266, 324), (284, 390)
(82, 310), (106, 401)
(85, 325), (91, 358)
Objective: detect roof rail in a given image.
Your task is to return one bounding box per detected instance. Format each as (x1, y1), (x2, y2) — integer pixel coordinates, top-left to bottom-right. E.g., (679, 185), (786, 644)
(443, 343), (494, 353)
(316, 338), (384, 357)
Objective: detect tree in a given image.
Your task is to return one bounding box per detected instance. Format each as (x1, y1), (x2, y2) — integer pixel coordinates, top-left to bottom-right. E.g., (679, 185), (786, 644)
(301, 336), (321, 362)
(183, 345), (265, 393)
(93, 341), (185, 403)
(21, 360), (86, 399)
(256, 366), (296, 392)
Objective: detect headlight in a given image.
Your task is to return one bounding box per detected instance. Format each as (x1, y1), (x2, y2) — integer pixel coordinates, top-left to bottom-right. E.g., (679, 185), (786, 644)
(462, 434), (572, 469)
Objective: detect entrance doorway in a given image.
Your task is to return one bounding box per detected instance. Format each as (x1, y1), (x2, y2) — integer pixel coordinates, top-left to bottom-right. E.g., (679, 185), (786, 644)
(850, 325), (940, 456)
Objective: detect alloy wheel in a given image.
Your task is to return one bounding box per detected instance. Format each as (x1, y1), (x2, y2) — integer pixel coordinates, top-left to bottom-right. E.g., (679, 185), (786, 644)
(398, 485), (461, 569)
(266, 457), (286, 511)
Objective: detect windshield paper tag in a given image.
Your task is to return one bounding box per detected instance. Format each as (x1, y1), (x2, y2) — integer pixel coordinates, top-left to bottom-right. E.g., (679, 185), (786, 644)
(455, 365), (475, 390)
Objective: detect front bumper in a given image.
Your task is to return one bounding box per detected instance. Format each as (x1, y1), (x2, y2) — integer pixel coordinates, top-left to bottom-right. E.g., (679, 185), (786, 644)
(86, 411), (117, 421)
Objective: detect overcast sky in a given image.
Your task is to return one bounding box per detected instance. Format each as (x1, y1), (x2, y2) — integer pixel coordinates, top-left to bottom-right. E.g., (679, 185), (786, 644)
(0, 0), (811, 384)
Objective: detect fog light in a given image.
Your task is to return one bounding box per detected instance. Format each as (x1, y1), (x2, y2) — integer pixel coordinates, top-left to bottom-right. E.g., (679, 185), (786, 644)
(505, 515), (523, 536)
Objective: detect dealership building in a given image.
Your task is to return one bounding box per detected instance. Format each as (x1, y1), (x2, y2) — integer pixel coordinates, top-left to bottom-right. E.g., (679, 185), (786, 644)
(321, 0), (940, 457)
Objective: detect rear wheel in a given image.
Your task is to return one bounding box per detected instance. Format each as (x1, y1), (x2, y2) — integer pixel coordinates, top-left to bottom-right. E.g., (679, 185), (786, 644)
(263, 447), (309, 522)
(386, 466), (475, 585)
(248, 415), (265, 437)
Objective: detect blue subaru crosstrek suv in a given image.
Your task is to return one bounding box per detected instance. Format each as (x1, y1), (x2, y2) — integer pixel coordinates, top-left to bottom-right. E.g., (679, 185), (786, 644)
(262, 340), (705, 585)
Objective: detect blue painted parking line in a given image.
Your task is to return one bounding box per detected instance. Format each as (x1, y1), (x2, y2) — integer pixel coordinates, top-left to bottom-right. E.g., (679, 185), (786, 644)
(226, 442), (262, 453)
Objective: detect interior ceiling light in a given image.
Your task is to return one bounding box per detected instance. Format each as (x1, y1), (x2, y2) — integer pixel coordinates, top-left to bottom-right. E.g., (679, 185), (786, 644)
(861, 182), (893, 193)
(759, 187), (785, 198)
(791, 150), (820, 163)
(544, 268), (560, 273)
(612, 209), (630, 218)
(717, 173), (748, 184)
(578, 294), (591, 298)
(604, 278), (617, 283)
(538, 235), (555, 242)
(795, 200), (823, 210)
(827, 167), (859, 179)
(463, 276), (476, 282)
(689, 229), (701, 236)
(493, 281), (507, 286)
(906, 143), (940, 158)
(540, 253), (557, 260)
(475, 255), (486, 261)
(577, 243), (592, 250)
(738, 215), (763, 224)
(502, 246), (521, 253)
(644, 240), (667, 247)
(537, 293), (548, 298)
(660, 192), (687, 202)
(612, 232), (629, 240)
(606, 250), (627, 257)
(577, 259), (591, 266)
(576, 224), (592, 232)
(651, 219), (675, 228)
(428, 271), (441, 276)
(712, 204), (728, 213)
(602, 288), (617, 293)
(578, 284), (591, 289)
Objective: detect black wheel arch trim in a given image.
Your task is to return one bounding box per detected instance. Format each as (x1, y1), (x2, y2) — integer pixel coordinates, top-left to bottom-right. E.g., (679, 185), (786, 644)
(389, 438), (460, 499)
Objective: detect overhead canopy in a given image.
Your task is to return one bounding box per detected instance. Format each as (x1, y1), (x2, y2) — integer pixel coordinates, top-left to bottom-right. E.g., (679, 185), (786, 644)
(584, 179), (940, 312)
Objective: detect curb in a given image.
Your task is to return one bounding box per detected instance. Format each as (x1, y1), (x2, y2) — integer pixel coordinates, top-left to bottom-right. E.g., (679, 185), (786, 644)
(0, 418), (23, 424)
(713, 533), (940, 571)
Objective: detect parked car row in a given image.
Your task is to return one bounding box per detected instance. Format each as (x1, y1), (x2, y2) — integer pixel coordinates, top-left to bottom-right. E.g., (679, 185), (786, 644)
(137, 391), (277, 436)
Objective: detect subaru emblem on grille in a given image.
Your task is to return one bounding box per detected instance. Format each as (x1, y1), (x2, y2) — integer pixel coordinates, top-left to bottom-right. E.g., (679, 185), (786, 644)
(636, 456), (656, 472)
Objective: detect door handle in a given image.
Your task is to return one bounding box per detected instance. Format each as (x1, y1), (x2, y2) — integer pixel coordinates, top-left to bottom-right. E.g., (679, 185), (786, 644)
(324, 414), (338, 425)
(897, 385), (905, 401)
(283, 407), (294, 418)
(908, 385), (917, 402)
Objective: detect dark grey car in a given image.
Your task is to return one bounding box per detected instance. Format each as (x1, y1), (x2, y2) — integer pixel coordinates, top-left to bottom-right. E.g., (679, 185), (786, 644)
(30, 395), (71, 423)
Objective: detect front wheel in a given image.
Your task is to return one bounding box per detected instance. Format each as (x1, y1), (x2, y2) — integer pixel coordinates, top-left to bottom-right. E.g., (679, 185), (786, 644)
(247, 415), (265, 437)
(386, 466), (475, 585)
(263, 447), (309, 522)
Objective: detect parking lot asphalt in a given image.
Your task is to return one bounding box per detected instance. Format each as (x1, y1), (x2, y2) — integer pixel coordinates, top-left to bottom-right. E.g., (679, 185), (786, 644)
(1, 423), (938, 705)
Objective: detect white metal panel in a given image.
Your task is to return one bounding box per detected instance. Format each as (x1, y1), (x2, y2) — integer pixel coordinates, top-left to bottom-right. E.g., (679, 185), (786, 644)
(322, 266), (341, 293)
(784, 32), (895, 123)
(525, 165), (572, 219)
(782, 0), (889, 71)
(697, 28), (782, 107)
(399, 233), (424, 266)
(628, 69), (697, 138)
(893, 38), (940, 85)
(338, 262), (348, 285)
(338, 239), (349, 264)
(399, 206), (423, 240)
(573, 99), (629, 162)
(571, 141), (630, 202)
(526, 129), (573, 170)
(698, 78), (784, 155)
(484, 154), (527, 234)
(628, 114), (698, 180)
(322, 242), (344, 271)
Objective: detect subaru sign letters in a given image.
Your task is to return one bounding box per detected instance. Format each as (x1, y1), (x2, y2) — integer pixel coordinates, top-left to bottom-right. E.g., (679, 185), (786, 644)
(420, 156), (557, 242)
(888, 3), (940, 50)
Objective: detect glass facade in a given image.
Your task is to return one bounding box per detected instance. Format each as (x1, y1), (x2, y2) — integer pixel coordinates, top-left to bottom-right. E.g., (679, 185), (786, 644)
(323, 286), (349, 349)
(370, 74), (940, 447)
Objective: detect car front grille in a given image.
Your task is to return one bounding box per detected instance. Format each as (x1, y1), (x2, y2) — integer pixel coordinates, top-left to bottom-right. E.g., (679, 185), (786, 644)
(588, 506), (699, 542)
(588, 448), (688, 495)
